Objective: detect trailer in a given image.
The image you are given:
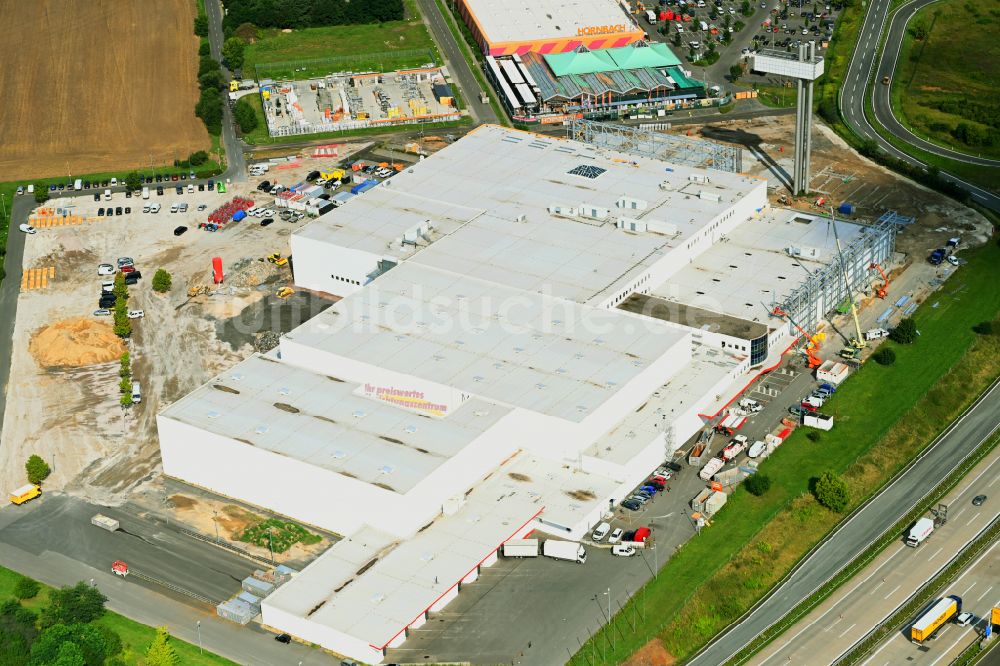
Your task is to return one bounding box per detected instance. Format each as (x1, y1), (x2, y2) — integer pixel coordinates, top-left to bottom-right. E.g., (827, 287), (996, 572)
(9, 484), (41, 505)
(542, 540), (587, 563)
(699, 457), (725, 480)
(911, 595), (961, 642)
(803, 413), (833, 430)
(502, 539), (539, 558)
(816, 360), (849, 385)
(905, 517), (934, 547)
(721, 435), (748, 461)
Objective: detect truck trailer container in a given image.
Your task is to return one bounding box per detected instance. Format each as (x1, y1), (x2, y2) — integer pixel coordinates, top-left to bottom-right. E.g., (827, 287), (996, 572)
(911, 595), (961, 642)
(9, 484), (41, 505)
(90, 514), (120, 531)
(905, 517), (934, 547)
(699, 457), (725, 480)
(502, 539), (539, 558)
(803, 413), (834, 430)
(542, 540), (587, 563)
(816, 360), (849, 385)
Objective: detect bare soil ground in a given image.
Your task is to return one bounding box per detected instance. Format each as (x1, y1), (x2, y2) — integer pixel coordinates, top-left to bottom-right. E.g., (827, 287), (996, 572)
(0, 0), (209, 181)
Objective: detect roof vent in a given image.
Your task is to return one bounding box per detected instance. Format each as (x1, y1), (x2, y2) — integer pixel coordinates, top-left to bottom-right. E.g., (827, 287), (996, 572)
(371, 593), (385, 604)
(535, 383), (547, 390)
(230, 373), (245, 381)
(207, 410), (221, 419)
(353, 410), (367, 419)
(473, 375), (484, 382)
(404, 425), (418, 434)
(379, 465), (394, 474)
(332, 450), (347, 459)
(279, 387), (291, 396)
(254, 424), (269, 434)
(420, 552), (434, 562)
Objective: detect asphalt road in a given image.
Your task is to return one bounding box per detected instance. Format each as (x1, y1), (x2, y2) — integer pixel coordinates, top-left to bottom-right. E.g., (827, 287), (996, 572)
(839, 0), (1000, 211)
(0, 194), (34, 437)
(862, 538), (999, 666)
(750, 449), (1000, 664)
(414, 0), (497, 124)
(205, 0), (247, 181)
(688, 378), (1000, 666)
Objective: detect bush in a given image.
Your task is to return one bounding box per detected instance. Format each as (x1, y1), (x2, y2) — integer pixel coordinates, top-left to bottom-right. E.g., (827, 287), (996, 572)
(744, 474), (771, 496)
(889, 318), (918, 344)
(120, 393), (133, 408)
(198, 55), (221, 78)
(233, 98), (259, 133)
(729, 64), (743, 81)
(806, 431), (822, 442)
(814, 471), (850, 512)
(873, 347), (897, 365)
(40, 582), (107, 627)
(113, 317), (132, 339)
(152, 269), (172, 293)
(194, 14), (209, 37)
(222, 37), (246, 69)
(34, 186), (49, 204)
(25, 454), (51, 485)
(973, 321), (997, 335)
(195, 88), (224, 134)
(124, 171), (142, 191)
(119, 377), (132, 394)
(198, 69), (227, 92)
(188, 151), (209, 166)
(198, 42), (211, 56)
(13, 576), (40, 600)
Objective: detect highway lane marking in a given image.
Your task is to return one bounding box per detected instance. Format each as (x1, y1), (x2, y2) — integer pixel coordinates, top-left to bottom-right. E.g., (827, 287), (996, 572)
(952, 507), (965, 520)
(870, 580), (885, 594)
(964, 582), (977, 596)
(838, 623), (857, 639)
(928, 629), (973, 666)
(989, 473), (999, 487)
(883, 584), (901, 599)
(928, 546), (943, 560)
(966, 511), (981, 526)
(976, 585), (993, 602)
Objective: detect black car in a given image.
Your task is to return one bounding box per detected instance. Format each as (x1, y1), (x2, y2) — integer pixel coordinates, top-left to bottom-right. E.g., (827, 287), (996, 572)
(98, 208), (105, 216)
(208, 179), (215, 189)
(179, 173), (187, 180)
(306, 170), (321, 181)
(274, 634), (291, 644)
(198, 183), (205, 191)
(125, 190), (132, 198)
(155, 175), (162, 182)
(106, 208), (114, 217)
(622, 530), (636, 541)
(156, 186), (164, 195)
(94, 193), (101, 202)
(99, 297), (116, 308)
(83, 181), (91, 189)
(145, 176), (153, 184)
(115, 207), (123, 215)
(973, 495), (987, 506)
(175, 186), (183, 194)
(173, 226), (188, 236)
(257, 180), (272, 192)
(124, 271), (142, 285)
(124, 207), (131, 214)
(622, 499), (641, 511)
(101, 180), (109, 187)
(260, 218), (274, 227)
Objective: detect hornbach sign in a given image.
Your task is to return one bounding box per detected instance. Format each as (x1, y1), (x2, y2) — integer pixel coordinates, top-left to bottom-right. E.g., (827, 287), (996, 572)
(577, 24), (628, 35)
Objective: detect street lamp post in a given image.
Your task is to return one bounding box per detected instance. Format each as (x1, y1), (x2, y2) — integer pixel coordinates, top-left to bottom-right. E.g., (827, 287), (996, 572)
(267, 527), (274, 564)
(196, 620), (202, 653)
(212, 509), (220, 542)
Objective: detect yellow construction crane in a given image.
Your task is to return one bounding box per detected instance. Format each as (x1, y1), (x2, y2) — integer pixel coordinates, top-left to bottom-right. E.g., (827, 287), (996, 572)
(829, 209), (865, 350)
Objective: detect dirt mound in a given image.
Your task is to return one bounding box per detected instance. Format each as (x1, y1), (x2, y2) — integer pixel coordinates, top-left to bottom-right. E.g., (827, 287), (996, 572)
(623, 638), (675, 666)
(29, 319), (126, 368)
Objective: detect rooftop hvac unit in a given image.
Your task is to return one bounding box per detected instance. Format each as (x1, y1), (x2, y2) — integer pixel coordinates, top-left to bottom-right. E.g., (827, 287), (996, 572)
(579, 203), (609, 219)
(688, 173), (710, 184)
(548, 204), (578, 217)
(616, 217), (647, 232)
(616, 195), (648, 210)
(698, 191), (721, 202)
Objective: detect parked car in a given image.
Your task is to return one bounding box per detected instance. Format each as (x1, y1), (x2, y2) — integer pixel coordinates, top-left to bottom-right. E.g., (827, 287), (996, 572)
(98, 208), (105, 216)
(127, 309), (144, 319)
(156, 186), (164, 195)
(115, 207), (123, 215)
(18, 223), (36, 234)
(592, 522), (611, 542)
(175, 186), (183, 194)
(121, 265), (136, 274)
(174, 226), (188, 236)
(257, 180), (271, 192)
(274, 634), (291, 644)
(607, 528), (624, 544)
(117, 257), (134, 268)
(946, 256), (959, 266)
(93, 309), (111, 317)
(93, 193), (100, 202)
(261, 218), (274, 227)
(621, 499), (642, 511)
(789, 405), (808, 416)
(98, 263), (115, 276)
(612, 544), (636, 557)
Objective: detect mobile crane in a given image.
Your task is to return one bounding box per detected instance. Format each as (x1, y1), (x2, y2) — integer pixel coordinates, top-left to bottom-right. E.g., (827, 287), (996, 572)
(869, 262), (889, 299)
(772, 305), (825, 369)
(829, 212), (865, 351)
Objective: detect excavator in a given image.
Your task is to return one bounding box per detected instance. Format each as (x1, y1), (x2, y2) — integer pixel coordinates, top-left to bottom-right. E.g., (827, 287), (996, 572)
(772, 305), (825, 369)
(869, 263), (889, 299)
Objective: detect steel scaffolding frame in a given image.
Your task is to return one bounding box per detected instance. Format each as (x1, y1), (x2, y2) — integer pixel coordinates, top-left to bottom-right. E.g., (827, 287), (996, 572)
(567, 119), (742, 173)
(777, 216), (898, 331)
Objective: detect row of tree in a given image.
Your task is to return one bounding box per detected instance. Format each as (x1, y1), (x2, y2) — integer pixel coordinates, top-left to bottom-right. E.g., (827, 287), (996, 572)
(222, 0), (404, 30)
(1, 577), (181, 665)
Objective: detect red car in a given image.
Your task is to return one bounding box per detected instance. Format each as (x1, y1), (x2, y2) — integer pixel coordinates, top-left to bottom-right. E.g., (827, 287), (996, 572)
(120, 265), (136, 274)
(799, 400), (818, 412)
(633, 527), (652, 542)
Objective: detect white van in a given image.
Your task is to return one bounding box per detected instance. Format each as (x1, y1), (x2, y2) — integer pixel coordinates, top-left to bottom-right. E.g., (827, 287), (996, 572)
(170, 203), (179, 213)
(592, 522), (611, 542)
(149, 202), (161, 213)
(646, 9), (657, 23)
(74, 179), (82, 190)
(142, 187), (149, 199)
(131, 381), (141, 404)
(865, 328), (889, 341)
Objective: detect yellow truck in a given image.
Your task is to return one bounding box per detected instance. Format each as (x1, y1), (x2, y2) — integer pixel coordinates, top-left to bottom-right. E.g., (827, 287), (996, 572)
(229, 80), (239, 92)
(911, 595), (961, 642)
(320, 169), (346, 181)
(9, 484), (41, 505)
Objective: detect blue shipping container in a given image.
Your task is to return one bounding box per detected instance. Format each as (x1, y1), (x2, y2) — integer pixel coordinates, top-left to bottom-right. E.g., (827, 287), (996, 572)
(232, 210), (246, 222)
(838, 203), (855, 215)
(350, 179), (377, 195)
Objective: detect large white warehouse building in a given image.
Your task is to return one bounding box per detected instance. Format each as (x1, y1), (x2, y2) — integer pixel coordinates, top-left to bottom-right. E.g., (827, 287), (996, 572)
(158, 125), (892, 663)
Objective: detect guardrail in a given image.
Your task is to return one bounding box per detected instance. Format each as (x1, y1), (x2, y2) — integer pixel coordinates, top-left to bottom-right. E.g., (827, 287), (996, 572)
(128, 567), (220, 606)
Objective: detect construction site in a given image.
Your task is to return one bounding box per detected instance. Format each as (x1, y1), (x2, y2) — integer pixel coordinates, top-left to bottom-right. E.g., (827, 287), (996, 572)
(259, 66), (462, 138)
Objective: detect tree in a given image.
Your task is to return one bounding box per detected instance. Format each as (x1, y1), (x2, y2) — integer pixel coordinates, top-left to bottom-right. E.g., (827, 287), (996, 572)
(25, 454), (51, 485)
(120, 393), (133, 408)
(0, 599), (38, 665)
(198, 69), (227, 92)
(233, 98), (259, 133)
(52, 642), (85, 666)
(31, 623), (110, 666)
(124, 172), (142, 191)
(198, 56), (221, 78)
(119, 377), (132, 394)
(873, 347), (896, 365)
(196, 88), (224, 134)
(744, 473), (771, 496)
(113, 317), (132, 339)
(814, 470), (850, 512)
(113, 272), (128, 300)
(40, 583), (107, 628)
(741, 0), (752, 14)
(234, 22), (259, 42)
(144, 627), (179, 666)
(152, 269), (173, 293)
(973, 321), (997, 335)
(194, 14), (209, 37)
(222, 37), (246, 69)
(730, 64), (743, 81)
(889, 317), (917, 344)
(188, 150), (209, 166)
(119, 352), (131, 378)
(13, 575), (40, 600)
(198, 42), (211, 56)
(673, 32), (682, 46)
(34, 186), (49, 204)
(806, 430), (822, 442)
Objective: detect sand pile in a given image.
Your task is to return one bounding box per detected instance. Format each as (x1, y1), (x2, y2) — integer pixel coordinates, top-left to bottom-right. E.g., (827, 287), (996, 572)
(29, 318), (126, 368)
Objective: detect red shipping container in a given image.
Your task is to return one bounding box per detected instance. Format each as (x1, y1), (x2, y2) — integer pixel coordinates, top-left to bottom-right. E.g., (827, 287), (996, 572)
(664, 10), (674, 20)
(659, 10), (668, 20)
(634, 527), (652, 542)
(212, 257), (224, 284)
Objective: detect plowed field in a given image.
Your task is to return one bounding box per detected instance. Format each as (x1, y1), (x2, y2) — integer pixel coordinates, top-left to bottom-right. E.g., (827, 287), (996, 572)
(0, 0), (209, 181)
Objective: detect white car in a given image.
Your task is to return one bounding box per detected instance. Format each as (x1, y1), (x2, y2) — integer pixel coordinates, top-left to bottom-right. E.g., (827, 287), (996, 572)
(607, 528), (624, 544)
(16, 186), (24, 195)
(110, 177), (118, 186)
(315, 178), (329, 186)
(93, 309), (111, 317)
(956, 612), (974, 627)
(98, 263), (115, 276)
(19, 223), (36, 234)
(946, 256), (959, 266)
(127, 310), (144, 319)
(592, 522), (611, 542)
(187, 184), (194, 193)
(611, 544), (636, 557)
(245, 206), (259, 215)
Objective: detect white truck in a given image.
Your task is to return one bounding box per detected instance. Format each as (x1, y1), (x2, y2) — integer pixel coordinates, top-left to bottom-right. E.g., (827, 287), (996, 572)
(721, 435), (748, 461)
(543, 540), (587, 563)
(865, 328), (889, 341)
(91, 514), (120, 532)
(700, 457), (725, 480)
(646, 9), (657, 23)
(905, 517), (934, 547)
(142, 186), (149, 199)
(502, 539), (539, 558)
(738, 398), (763, 414)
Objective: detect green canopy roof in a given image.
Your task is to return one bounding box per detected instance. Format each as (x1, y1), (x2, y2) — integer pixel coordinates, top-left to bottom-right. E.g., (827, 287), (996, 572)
(544, 42), (682, 77)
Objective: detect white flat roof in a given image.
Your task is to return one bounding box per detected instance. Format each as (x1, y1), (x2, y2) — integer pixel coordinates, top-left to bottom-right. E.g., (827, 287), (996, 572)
(159, 354), (510, 494)
(463, 0), (637, 44)
(294, 125), (765, 305)
(264, 451), (619, 650)
(284, 262), (689, 423)
(652, 211), (867, 324)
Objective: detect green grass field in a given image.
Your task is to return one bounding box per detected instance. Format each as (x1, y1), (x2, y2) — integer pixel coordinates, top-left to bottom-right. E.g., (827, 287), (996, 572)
(756, 83), (798, 109)
(571, 234), (1000, 663)
(0, 566), (236, 665)
(893, 0), (1000, 160)
(244, 0), (438, 80)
